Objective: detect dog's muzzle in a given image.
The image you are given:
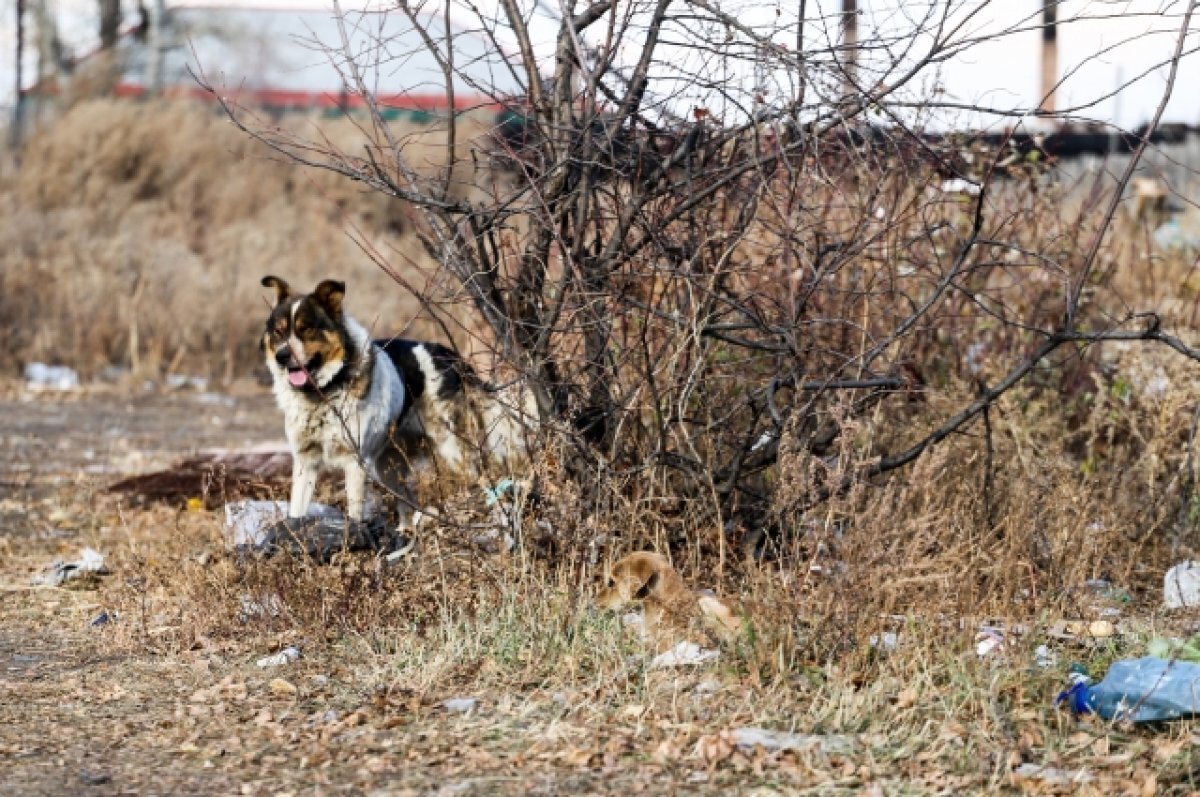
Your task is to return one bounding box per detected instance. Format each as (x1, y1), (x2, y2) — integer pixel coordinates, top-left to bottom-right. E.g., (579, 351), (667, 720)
(275, 345), (313, 388)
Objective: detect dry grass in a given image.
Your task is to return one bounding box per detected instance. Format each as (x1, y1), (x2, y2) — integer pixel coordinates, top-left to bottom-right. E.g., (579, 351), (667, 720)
(0, 99), (501, 381)
(6, 103), (1200, 794)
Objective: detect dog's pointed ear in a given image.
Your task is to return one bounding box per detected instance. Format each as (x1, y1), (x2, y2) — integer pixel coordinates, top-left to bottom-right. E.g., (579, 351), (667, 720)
(313, 279), (346, 317)
(261, 275), (291, 305)
(633, 570), (659, 601)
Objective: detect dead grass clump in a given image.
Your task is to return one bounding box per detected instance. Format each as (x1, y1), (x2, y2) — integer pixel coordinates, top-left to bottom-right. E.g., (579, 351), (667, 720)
(0, 99), (502, 379)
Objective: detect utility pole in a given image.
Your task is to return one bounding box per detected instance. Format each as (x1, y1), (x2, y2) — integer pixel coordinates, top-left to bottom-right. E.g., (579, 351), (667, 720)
(146, 0), (165, 94)
(841, 0), (857, 99)
(11, 0), (25, 149)
(1039, 0), (1058, 114)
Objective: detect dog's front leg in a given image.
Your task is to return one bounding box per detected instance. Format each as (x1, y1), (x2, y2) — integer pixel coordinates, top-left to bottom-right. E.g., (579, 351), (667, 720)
(289, 454), (319, 518)
(344, 460), (367, 522)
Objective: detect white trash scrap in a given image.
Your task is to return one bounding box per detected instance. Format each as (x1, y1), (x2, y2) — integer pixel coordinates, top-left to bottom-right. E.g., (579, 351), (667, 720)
(31, 547), (110, 586)
(649, 641), (719, 669)
(1165, 561), (1200, 610)
(256, 646), (300, 668)
(443, 698), (479, 714)
(223, 500), (340, 549)
(733, 727), (855, 756)
(24, 363), (80, 391)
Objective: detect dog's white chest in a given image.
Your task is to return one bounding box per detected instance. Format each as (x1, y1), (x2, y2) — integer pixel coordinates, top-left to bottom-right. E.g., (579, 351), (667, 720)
(272, 349), (405, 469)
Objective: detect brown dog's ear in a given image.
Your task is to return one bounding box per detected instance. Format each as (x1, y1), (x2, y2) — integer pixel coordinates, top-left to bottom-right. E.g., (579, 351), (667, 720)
(261, 275), (291, 305)
(312, 279), (346, 317)
(633, 570), (659, 601)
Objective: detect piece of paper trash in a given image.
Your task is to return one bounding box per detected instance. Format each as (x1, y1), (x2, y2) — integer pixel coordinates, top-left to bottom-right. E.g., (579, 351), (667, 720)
(650, 641), (719, 669)
(733, 727), (855, 756)
(257, 646), (300, 668)
(31, 547), (110, 586)
(223, 500), (340, 549)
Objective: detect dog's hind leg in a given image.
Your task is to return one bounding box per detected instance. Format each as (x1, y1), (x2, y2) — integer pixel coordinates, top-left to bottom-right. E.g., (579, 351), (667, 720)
(374, 445), (421, 532)
(289, 453), (319, 518)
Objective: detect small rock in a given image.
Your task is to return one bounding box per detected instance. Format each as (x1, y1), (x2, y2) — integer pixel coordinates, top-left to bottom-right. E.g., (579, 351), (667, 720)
(442, 697), (479, 714)
(256, 646), (300, 668)
(1165, 561), (1200, 609)
(79, 768), (111, 786)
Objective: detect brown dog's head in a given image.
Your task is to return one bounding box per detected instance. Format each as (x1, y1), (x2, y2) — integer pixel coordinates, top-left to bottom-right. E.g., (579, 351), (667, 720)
(260, 276), (354, 392)
(597, 552), (691, 611)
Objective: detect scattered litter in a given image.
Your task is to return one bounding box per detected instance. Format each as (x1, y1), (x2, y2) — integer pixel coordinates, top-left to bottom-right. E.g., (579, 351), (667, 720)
(965, 342), (987, 376)
(310, 675), (330, 687)
(1058, 657), (1200, 722)
(650, 641), (719, 669)
(975, 628), (1005, 658)
(732, 727), (854, 756)
(940, 177), (981, 196)
(384, 535), (416, 563)
(870, 632), (900, 651)
(1013, 763), (1095, 786)
(223, 500), (398, 562)
(1034, 644), (1058, 669)
(90, 609), (115, 628)
(1049, 619), (1117, 639)
(31, 547), (110, 586)
(223, 500), (339, 549)
(472, 527), (515, 554)
(238, 593), (283, 621)
(1083, 578), (1130, 603)
(193, 392), (235, 407)
(483, 478), (516, 506)
(268, 677), (298, 696)
(1164, 561), (1200, 609)
(165, 374), (210, 391)
(443, 697), (479, 714)
(24, 362), (80, 391)
(256, 646), (300, 668)
(750, 430), (776, 452)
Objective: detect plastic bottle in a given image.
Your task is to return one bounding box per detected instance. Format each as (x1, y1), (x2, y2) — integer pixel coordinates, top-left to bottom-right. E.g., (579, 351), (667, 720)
(1058, 657), (1200, 722)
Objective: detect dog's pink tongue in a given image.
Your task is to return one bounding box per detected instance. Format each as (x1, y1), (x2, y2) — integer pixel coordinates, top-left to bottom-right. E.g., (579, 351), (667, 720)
(287, 370), (308, 388)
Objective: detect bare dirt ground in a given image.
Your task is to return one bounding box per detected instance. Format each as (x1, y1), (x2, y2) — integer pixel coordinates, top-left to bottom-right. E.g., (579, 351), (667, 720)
(0, 387), (790, 796)
(3, 386), (1200, 796)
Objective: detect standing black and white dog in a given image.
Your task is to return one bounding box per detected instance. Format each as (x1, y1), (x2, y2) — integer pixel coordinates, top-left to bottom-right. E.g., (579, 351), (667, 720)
(259, 275), (532, 533)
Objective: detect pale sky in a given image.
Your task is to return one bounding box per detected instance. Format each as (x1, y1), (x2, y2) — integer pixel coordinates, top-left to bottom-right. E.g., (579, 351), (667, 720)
(2, 0), (1198, 130)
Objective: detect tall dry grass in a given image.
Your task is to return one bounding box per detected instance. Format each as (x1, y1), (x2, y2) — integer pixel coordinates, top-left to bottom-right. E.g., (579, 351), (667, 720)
(0, 99), (500, 381)
(10, 99), (1200, 680)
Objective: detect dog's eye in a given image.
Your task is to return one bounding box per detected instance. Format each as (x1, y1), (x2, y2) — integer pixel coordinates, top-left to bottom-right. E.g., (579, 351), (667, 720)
(606, 578), (614, 588)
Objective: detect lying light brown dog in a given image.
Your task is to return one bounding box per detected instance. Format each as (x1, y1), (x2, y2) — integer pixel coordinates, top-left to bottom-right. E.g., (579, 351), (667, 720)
(597, 551), (741, 640)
